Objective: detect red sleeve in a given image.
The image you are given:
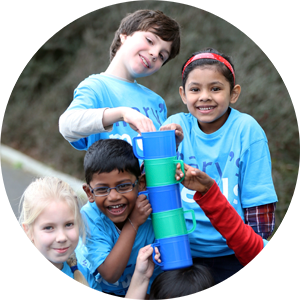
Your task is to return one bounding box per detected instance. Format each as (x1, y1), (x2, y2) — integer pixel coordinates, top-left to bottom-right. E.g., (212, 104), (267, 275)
(193, 181), (264, 266)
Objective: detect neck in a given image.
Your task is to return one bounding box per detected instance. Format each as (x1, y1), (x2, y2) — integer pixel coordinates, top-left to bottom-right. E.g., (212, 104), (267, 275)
(105, 57), (135, 83)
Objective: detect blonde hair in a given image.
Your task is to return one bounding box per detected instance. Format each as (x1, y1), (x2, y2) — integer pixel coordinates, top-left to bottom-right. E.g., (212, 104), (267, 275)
(19, 177), (89, 286)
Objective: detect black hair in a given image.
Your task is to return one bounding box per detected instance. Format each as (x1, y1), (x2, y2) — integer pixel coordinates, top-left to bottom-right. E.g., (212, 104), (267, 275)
(84, 139), (141, 184)
(181, 47), (236, 92)
(149, 264), (215, 299)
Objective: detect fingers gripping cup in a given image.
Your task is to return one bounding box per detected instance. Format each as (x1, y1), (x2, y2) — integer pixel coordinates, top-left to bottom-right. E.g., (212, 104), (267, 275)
(138, 184), (182, 213)
(144, 156), (185, 187)
(132, 130), (176, 159)
(151, 235), (193, 271)
(152, 208), (196, 239)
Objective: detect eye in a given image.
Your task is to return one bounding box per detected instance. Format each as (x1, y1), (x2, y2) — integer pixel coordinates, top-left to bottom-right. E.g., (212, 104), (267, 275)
(94, 187), (109, 194)
(159, 53), (165, 61)
(117, 183), (133, 191)
(146, 37), (153, 44)
(43, 226), (53, 231)
(66, 222), (74, 228)
(212, 87), (221, 92)
(190, 87), (200, 92)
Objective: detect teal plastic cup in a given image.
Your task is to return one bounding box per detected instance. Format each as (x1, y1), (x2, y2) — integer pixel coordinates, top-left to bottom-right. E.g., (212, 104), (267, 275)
(144, 156), (185, 187)
(151, 207), (196, 239)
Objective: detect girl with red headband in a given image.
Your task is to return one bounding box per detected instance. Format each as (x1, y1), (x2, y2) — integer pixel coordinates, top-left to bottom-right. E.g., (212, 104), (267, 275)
(160, 47), (278, 284)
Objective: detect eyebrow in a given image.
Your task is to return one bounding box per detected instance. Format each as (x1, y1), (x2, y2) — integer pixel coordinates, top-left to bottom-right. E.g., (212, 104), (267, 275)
(94, 179), (133, 187)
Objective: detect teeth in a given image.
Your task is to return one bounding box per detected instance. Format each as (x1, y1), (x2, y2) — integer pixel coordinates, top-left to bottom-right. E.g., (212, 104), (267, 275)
(141, 56), (149, 67)
(109, 204), (123, 209)
(199, 107), (213, 110)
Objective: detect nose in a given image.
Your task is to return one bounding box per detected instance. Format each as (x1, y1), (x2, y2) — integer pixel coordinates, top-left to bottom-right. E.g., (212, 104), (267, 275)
(107, 187), (122, 201)
(199, 90), (211, 102)
(149, 47), (159, 62)
(56, 229), (67, 243)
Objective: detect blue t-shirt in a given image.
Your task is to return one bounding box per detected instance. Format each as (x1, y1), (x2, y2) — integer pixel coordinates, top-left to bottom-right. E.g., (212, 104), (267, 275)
(67, 74), (167, 150)
(162, 108), (278, 257)
(61, 261), (101, 290)
(76, 201), (162, 296)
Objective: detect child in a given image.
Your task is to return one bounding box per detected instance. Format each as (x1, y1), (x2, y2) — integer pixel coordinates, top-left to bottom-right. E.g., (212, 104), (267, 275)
(126, 163), (269, 299)
(18, 177), (101, 290)
(160, 47), (277, 283)
(59, 9), (181, 150)
(76, 138), (162, 296)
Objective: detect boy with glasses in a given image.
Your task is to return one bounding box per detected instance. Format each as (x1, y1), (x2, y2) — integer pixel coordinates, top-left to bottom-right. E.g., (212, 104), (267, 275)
(76, 138), (161, 296)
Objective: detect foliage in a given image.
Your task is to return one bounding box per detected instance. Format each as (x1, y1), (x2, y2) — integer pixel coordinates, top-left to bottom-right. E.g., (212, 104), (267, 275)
(2, 1), (299, 230)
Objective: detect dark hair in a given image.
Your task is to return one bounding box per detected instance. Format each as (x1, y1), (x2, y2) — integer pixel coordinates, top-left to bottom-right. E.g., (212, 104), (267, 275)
(110, 9), (181, 65)
(181, 47), (235, 92)
(84, 139), (141, 184)
(149, 264), (215, 299)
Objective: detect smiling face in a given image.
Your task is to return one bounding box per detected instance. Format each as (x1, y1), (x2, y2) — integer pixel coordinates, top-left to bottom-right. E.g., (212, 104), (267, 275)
(179, 66), (241, 134)
(84, 169), (140, 229)
(28, 200), (79, 270)
(111, 30), (172, 82)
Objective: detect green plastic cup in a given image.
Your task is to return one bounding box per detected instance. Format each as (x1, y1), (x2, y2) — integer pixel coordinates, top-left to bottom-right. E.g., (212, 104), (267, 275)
(151, 208), (196, 239)
(144, 156), (185, 187)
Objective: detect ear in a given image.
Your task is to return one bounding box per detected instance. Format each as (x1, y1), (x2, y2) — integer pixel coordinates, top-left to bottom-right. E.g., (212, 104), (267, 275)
(120, 33), (127, 44)
(22, 224), (33, 242)
(83, 184), (95, 203)
(179, 86), (187, 105)
(138, 174), (146, 192)
(230, 84), (241, 104)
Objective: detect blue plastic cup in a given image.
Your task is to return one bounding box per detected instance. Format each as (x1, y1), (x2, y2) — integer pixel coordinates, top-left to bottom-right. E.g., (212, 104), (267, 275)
(132, 130), (176, 159)
(151, 234), (193, 271)
(138, 184), (182, 213)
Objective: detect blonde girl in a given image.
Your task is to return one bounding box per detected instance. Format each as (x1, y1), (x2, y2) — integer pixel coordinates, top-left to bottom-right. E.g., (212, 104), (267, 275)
(19, 177), (101, 290)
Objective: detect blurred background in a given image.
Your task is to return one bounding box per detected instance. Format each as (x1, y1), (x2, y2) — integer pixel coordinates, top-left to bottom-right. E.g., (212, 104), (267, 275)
(1, 1), (299, 233)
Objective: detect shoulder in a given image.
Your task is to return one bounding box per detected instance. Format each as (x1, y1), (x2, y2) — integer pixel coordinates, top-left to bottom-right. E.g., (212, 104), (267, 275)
(76, 74), (108, 90)
(230, 108), (267, 140)
(164, 112), (192, 125)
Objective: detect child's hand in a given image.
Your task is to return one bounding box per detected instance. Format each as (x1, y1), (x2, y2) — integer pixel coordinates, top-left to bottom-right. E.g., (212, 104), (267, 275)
(122, 107), (156, 133)
(176, 163), (214, 195)
(129, 194), (152, 228)
(134, 245), (157, 280)
(160, 123), (184, 149)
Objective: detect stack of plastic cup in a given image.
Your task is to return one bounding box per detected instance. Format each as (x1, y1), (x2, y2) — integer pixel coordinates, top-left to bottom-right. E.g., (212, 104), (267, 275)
(132, 130), (196, 271)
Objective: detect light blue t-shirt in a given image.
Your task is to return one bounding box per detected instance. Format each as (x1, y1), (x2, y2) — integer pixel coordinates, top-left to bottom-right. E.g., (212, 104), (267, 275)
(76, 201), (162, 296)
(162, 108), (278, 258)
(67, 73), (167, 150)
(61, 261), (102, 290)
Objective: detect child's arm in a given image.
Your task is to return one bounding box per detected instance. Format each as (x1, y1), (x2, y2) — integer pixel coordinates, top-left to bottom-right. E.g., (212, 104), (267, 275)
(125, 245), (160, 299)
(176, 164), (264, 266)
(97, 194), (152, 283)
(59, 107), (156, 142)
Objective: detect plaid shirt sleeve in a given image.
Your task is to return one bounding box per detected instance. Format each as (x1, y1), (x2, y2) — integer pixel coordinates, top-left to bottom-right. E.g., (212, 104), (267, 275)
(244, 203), (276, 239)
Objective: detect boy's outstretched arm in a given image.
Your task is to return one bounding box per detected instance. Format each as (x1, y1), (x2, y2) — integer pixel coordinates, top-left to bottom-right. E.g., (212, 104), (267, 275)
(59, 107), (156, 142)
(176, 163), (264, 266)
(97, 194), (152, 283)
(125, 245), (160, 299)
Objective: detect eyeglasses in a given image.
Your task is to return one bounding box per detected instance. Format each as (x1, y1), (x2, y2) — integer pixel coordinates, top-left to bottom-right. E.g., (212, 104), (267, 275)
(89, 180), (138, 197)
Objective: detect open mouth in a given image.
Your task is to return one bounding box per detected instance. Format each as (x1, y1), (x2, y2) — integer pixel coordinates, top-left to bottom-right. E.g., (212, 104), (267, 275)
(140, 55), (150, 68)
(197, 106), (215, 113)
(107, 204), (127, 215)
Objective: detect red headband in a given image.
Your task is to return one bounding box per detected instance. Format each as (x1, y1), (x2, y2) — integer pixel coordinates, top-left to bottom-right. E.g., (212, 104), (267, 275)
(182, 53), (235, 85)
